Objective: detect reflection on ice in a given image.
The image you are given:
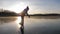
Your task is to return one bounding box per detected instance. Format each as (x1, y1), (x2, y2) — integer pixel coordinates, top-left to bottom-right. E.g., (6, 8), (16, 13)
(1, 16), (60, 34)
(0, 16), (21, 34)
(15, 17), (21, 28)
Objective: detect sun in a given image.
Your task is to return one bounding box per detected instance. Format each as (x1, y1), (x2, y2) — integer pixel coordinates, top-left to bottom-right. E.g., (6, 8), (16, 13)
(8, 2), (27, 13)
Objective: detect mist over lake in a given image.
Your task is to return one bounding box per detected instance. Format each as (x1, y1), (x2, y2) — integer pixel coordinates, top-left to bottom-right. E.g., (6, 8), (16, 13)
(0, 16), (60, 34)
(0, 16), (21, 34)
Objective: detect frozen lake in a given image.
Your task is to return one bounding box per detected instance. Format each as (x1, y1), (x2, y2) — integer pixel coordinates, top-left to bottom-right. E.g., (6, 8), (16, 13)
(0, 16), (60, 34)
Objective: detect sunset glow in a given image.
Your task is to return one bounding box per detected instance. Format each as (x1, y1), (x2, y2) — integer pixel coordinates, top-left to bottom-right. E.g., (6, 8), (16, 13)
(8, 2), (27, 13)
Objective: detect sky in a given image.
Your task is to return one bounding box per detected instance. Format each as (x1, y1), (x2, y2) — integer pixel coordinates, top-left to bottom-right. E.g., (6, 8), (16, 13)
(0, 0), (60, 14)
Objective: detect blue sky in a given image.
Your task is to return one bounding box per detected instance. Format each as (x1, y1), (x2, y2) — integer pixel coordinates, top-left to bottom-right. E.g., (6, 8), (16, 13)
(0, 0), (60, 14)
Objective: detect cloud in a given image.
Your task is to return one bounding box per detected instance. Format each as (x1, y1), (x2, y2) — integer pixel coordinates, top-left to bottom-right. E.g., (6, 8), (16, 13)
(0, 0), (21, 8)
(0, 0), (60, 14)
